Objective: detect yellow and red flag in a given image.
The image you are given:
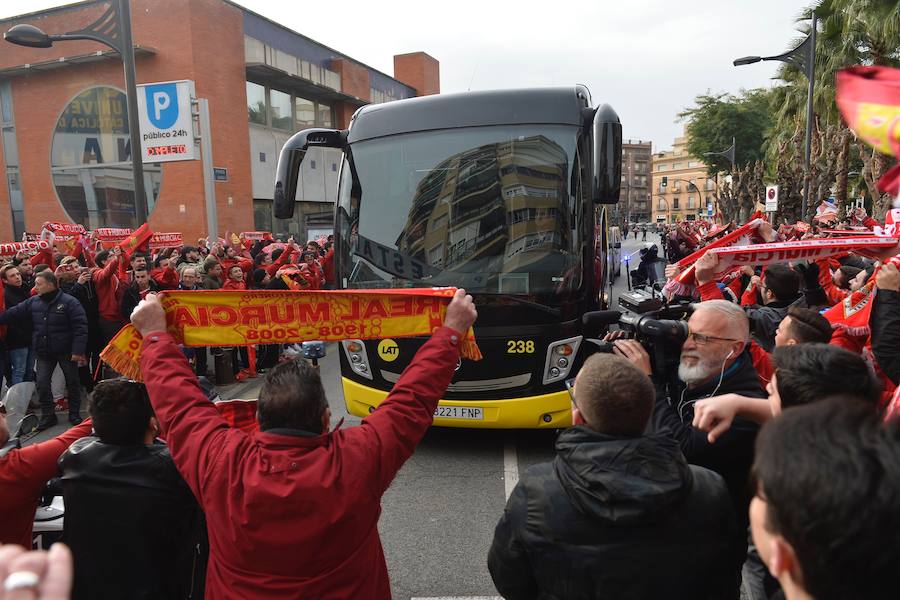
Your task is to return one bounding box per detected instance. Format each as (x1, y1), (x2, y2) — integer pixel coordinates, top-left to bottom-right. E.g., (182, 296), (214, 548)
(118, 223), (154, 258)
(836, 66), (900, 196)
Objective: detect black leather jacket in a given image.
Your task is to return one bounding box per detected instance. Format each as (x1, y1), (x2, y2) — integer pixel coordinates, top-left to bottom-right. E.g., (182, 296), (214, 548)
(59, 438), (207, 600)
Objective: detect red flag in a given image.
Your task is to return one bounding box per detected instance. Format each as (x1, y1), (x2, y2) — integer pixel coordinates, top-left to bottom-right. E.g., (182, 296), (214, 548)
(119, 223), (154, 259)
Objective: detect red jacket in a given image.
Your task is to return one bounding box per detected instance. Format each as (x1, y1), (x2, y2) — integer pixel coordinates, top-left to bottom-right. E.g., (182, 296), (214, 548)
(140, 327), (462, 599)
(221, 278), (245, 290)
(150, 266), (179, 290)
(817, 258), (848, 306)
(322, 247), (335, 285)
(748, 341), (774, 388)
(0, 420), (93, 547)
(93, 256), (123, 321)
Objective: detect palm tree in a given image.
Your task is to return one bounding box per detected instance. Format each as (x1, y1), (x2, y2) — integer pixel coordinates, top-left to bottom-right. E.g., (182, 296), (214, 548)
(766, 0), (899, 217)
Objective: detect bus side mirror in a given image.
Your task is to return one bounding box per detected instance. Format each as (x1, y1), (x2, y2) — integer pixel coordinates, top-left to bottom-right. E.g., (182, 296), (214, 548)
(274, 128), (346, 219)
(591, 104), (622, 205)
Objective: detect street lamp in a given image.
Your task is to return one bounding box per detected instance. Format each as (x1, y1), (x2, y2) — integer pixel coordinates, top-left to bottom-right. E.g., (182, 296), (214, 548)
(734, 12), (817, 220)
(4, 0), (148, 226)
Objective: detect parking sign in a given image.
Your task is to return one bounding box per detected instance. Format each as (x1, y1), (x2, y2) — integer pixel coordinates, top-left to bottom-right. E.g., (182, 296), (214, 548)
(136, 80), (198, 163)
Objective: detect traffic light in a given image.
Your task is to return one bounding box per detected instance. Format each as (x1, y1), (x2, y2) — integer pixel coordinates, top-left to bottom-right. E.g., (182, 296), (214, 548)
(661, 176), (668, 188)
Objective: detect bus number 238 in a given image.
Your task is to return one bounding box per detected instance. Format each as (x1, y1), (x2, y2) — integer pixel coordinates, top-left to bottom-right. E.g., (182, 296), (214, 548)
(507, 340), (535, 354)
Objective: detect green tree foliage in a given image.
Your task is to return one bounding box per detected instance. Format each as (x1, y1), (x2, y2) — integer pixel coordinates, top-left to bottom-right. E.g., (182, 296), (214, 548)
(678, 89), (773, 176)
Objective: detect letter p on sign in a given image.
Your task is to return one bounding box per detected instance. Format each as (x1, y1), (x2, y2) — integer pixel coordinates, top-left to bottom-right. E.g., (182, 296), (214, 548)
(153, 92), (170, 121)
(144, 82), (179, 129)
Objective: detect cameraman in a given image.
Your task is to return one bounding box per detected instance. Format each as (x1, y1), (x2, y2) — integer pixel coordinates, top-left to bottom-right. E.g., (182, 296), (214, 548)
(612, 300), (765, 529)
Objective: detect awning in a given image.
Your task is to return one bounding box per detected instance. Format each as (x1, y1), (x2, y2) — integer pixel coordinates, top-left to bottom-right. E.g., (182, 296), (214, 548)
(246, 62), (367, 106)
(0, 45), (157, 78)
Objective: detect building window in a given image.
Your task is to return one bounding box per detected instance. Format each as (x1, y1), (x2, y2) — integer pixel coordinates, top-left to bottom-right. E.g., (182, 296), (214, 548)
(269, 89), (292, 130)
(658, 199), (666, 210)
(254, 199), (273, 232)
(673, 198), (680, 209)
(247, 82), (266, 125)
(687, 197), (695, 209)
(51, 86), (162, 229)
(706, 179), (715, 190)
(317, 103), (333, 128)
(295, 96), (315, 128)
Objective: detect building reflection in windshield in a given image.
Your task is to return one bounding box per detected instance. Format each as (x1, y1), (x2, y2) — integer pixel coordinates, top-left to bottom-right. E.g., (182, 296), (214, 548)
(394, 135), (570, 293)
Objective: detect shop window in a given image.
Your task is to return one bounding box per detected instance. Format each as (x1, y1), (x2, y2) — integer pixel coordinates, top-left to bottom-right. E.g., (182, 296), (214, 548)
(51, 86), (162, 229)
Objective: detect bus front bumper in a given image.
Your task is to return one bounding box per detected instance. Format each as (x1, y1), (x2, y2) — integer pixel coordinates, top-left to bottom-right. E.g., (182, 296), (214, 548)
(342, 377), (573, 429)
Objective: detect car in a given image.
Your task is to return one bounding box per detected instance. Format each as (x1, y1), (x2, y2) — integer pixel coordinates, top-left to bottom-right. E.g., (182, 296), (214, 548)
(608, 226), (622, 279)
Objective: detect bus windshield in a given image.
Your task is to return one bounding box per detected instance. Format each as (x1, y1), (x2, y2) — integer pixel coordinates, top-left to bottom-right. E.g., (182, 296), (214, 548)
(339, 125), (585, 297)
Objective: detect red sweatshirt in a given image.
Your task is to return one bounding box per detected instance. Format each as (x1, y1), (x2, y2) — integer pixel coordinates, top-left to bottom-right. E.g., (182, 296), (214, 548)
(93, 255), (123, 321)
(0, 420), (93, 547)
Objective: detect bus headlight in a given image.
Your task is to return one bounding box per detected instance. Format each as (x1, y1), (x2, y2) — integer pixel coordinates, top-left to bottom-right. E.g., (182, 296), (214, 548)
(543, 336), (582, 384)
(341, 339), (373, 380)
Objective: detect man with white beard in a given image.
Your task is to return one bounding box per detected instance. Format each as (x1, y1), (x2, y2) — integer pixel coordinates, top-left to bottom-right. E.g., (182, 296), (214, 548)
(615, 300), (765, 534)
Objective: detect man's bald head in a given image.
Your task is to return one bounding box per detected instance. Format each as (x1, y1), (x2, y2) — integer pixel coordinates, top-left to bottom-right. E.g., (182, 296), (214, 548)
(573, 354), (655, 437)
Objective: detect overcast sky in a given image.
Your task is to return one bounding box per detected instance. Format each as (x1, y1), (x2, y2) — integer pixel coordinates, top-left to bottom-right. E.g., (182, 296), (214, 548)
(1, 0), (812, 151)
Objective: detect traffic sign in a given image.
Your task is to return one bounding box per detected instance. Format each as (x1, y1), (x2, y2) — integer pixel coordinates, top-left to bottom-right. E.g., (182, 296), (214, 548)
(765, 185), (779, 212)
(213, 167), (228, 182)
(136, 80), (198, 163)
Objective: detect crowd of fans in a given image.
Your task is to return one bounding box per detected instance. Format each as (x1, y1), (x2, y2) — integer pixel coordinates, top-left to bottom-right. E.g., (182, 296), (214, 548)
(0, 208), (898, 599)
(0, 232), (335, 430)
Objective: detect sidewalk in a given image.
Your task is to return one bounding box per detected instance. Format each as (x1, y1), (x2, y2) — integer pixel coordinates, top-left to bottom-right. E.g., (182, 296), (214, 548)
(14, 344), (337, 447)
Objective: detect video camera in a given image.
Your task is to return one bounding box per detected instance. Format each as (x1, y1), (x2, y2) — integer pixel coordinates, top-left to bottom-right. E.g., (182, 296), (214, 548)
(582, 295), (693, 384)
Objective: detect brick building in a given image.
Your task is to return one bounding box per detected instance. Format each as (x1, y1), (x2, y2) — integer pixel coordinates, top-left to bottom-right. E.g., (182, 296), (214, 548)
(619, 139), (652, 224)
(651, 133), (717, 224)
(0, 0), (439, 242)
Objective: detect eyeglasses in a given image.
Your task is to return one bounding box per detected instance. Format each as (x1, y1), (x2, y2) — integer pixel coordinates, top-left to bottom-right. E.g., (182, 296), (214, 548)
(565, 378), (578, 410)
(687, 325), (739, 346)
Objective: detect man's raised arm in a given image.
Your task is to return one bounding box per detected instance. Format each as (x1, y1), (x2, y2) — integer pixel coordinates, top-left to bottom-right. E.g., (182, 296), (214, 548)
(358, 289), (478, 493)
(131, 293), (234, 500)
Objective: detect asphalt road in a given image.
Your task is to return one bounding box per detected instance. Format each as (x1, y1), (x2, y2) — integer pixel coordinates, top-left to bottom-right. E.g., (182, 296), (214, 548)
(14, 234), (659, 599)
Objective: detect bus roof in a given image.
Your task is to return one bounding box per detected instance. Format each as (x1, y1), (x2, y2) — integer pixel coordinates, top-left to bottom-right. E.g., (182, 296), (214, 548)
(346, 86), (591, 143)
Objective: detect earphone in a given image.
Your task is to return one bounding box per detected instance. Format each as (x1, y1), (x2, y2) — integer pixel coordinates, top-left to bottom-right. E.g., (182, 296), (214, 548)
(678, 347), (737, 421)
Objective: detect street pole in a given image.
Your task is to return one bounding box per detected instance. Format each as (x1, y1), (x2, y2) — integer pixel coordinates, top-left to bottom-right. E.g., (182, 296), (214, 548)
(117, 0), (147, 225)
(198, 98), (218, 240)
(801, 12), (817, 221)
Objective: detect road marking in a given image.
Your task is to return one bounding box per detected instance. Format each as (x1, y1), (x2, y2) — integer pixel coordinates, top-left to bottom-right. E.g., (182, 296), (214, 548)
(503, 434), (518, 500)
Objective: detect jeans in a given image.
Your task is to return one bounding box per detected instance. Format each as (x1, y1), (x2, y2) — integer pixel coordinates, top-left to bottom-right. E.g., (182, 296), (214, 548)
(35, 354), (81, 419)
(8, 347), (30, 385)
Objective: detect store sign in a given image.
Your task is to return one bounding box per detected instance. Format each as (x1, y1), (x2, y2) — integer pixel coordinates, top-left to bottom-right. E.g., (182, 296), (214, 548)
(136, 80), (198, 163)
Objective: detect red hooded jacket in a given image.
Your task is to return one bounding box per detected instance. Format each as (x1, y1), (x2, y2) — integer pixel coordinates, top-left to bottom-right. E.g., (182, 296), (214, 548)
(139, 326), (462, 599)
